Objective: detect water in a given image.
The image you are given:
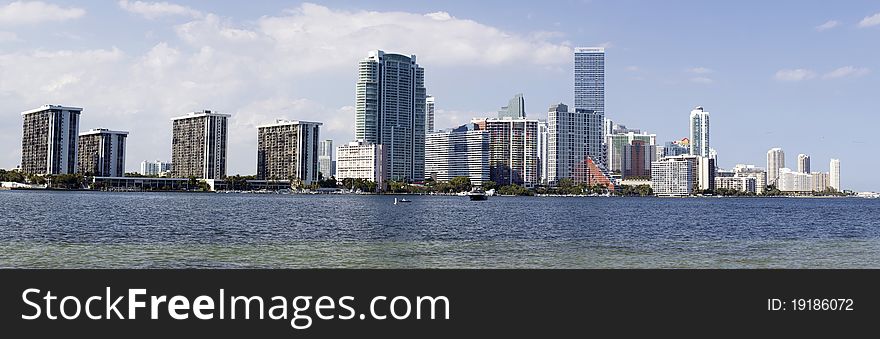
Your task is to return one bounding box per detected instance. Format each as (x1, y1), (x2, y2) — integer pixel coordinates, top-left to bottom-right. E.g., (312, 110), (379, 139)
(1, 190), (878, 268)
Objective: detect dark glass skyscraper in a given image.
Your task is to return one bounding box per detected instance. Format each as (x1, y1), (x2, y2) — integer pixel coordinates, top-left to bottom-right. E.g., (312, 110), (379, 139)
(573, 47), (606, 169)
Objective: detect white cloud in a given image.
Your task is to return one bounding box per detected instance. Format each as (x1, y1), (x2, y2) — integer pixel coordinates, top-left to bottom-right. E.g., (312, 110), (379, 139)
(774, 68), (816, 81)
(859, 12), (880, 27)
(823, 66), (870, 79)
(687, 67), (713, 74)
(0, 1), (85, 25)
(624, 65), (639, 72)
(815, 20), (839, 31)
(689, 77), (714, 84)
(118, 0), (202, 19)
(0, 31), (18, 42)
(0, 3), (574, 173)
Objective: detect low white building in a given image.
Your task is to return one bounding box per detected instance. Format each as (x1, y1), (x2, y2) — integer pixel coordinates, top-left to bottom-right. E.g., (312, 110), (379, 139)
(335, 140), (386, 189)
(732, 164), (767, 194)
(715, 176), (757, 194)
(778, 168), (812, 192)
(651, 156), (696, 197)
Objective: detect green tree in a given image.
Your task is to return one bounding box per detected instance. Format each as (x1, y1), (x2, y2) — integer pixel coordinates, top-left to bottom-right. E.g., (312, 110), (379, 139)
(448, 176), (472, 192)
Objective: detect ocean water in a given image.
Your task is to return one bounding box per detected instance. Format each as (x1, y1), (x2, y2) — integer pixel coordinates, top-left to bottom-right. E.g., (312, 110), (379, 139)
(0, 190), (878, 268)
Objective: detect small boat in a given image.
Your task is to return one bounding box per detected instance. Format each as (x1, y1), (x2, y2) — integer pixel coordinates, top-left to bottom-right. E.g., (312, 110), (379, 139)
(467, 187), (488, 201)
(394, 198), (412, 205)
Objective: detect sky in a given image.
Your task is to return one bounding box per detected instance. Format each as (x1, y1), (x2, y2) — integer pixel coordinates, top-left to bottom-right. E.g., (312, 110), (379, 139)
(0, 0), (878, 191)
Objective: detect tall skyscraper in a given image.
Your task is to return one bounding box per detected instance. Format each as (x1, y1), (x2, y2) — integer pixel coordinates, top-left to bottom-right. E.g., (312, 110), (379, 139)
(473, 117), (539, 187)
(77, 129), (128, 177)
(425, 125), (490, 185)
(537, 120), (549, 185)
(797, 154), (810, 174)
(355, 50), (426, 182)
(20, 105), (81, 175)
(767, 148), (785, 186)
(548, 103), (587, 184)
(425, 95), (435, 133)
(574, 47), (606, 168)
(829, 158), (841, 191)
(498, 93), (526, 119)
(256, 120), (322, 184)
(318, 139), (333, 178)
(171, 110), (229, 179)
(689, 106), (710, 157)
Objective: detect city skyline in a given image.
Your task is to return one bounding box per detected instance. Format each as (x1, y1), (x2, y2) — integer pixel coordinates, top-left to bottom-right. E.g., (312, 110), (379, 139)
(0, 1), (877, 189)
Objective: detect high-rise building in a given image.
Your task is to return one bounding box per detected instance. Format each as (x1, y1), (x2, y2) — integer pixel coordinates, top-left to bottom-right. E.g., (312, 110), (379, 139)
(355, 50), (426, 182)
(336, 140), (386, 189)
(811, 172), (829, 192)
(623, 139), (656, 178)
(537, 120), (549, 185)
(547, 103), (613, 185)
(77, 129), (128, 177)
(256, 120), (321, 185)
(20, 105), (82, 175)
(473, 117), (539, 187)
(606, 130), (656, 174)
(689, 106), (710, 157)
(318, 139), (333, 179)
(574, 47), (606, 169)
(766, 148), (785, 186)
(797, 154), (810, 174)
(830, 158), (841, 191)
(498, 93), (526, 119)
(171, 110), (229, 179)
(425, 125), (490, 186)
(140, 160), (172, 176)
(425, 95), (435, 133)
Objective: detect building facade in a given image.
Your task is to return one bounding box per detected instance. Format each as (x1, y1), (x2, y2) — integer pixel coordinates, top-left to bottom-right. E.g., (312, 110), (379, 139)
(797, 154), (811, 174)
(425, 125), (490, 186)
(778, 168), (812, 192)
(355, 50), (426, 182)
(498, 93), (526, 119)
(606, 130), (656, 175)
(622, 139), (656, 178)
(140, 160), (172, 176)
(715, 176), (757, 194)
(537, 120), (549, 185)
(651, 156), (697, 197)
(474, 117), (540, 187)
(171, 110), (229, 179)
(660, 139), (690, 159)
(767, 147), (785, 186)
(574, 47), (606, 169)
(830, 158), (841, 191)
(20, 105), (82, 175)
(256, 120), (322, 185)
(335, 140), (386, 189)
(318, 139), (333, 179)
(77, 129), (128, 177)
(732, 164), (767, 194)
(811, 172), (829, 192)
(689, 106), (710, 157)
(425, 95), (435, 133)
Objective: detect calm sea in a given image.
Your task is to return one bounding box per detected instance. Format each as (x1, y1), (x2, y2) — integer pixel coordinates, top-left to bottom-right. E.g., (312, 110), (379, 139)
(1, 190), (878, 268)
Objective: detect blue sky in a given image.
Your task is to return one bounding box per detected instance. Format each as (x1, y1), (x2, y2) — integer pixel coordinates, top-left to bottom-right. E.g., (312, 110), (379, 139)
(0, 1), (878, 190)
